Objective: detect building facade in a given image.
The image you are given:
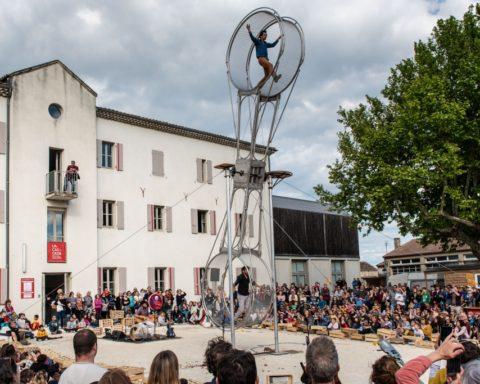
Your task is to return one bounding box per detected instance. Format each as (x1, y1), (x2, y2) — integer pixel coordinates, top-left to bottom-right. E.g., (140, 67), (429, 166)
(273, 196), (360, 287)
(0, 60), (273, 319)
(383, 238), (475, 287)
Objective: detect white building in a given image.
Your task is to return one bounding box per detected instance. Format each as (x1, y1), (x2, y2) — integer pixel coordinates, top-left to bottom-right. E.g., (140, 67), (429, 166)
(0, 60), (272, 319)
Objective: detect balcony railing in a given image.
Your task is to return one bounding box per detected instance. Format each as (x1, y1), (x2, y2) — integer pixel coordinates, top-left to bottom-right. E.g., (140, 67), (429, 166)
(45, 171), (78, 201)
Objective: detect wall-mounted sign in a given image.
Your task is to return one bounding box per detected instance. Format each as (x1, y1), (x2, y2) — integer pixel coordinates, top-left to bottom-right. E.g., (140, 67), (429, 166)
(47, 242), (67, 263)
(21, 278), (34, 299)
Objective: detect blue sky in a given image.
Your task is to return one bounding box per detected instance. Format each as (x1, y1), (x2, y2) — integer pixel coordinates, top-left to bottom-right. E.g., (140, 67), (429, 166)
(0, 0), (472, 264)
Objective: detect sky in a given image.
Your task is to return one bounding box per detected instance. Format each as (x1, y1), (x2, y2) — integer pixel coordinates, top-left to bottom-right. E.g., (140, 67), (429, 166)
(0, 0), (473, 264)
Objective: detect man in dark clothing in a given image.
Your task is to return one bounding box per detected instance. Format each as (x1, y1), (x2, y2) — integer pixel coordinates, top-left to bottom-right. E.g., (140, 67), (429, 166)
(234, 267), (250, 319)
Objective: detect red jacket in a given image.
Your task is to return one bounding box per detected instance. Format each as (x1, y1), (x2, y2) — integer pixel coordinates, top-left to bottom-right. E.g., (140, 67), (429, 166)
(395, 356), (431, 384)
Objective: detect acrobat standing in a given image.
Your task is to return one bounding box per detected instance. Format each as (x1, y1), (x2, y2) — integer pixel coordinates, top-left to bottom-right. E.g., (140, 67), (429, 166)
(234, 266), (251, 319)
(246, 24), (282, 88)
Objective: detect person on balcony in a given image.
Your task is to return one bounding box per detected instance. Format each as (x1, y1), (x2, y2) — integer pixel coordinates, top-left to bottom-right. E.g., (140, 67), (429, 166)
(64, 161), (80, 194)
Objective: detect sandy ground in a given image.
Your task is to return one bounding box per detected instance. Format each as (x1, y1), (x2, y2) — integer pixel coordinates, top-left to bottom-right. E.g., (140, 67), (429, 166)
(33, 325), (431, 383)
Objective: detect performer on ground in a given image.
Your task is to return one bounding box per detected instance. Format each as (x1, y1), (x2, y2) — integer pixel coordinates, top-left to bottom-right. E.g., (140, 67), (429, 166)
(246, 24), (282, 88)
(234, 267), (251, 319)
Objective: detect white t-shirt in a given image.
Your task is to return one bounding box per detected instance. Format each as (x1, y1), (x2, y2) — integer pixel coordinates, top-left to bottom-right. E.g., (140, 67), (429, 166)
(59, 362), (107, 384)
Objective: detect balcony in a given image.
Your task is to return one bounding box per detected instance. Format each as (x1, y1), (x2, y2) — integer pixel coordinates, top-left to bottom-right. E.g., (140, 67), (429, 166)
(45, 171), (78, 201)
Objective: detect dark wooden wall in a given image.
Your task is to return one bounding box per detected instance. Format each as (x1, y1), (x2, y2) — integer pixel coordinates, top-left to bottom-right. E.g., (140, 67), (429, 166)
(273, 207), (359, 258)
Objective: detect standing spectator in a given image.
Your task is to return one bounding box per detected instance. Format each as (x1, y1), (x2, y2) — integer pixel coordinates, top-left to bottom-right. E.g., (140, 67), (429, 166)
(83, 291), (93, 314)
(217, 349), (258, 384)
(147, 350), (181, 384)
(52, 293), (67, 328)
(64, 160), (80, 194)
(304, 335), (340, 384)
(59, 329), (107, 384)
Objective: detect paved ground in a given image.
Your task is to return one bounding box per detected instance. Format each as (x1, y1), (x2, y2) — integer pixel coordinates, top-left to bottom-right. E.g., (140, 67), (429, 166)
(34, 325), (431, 383)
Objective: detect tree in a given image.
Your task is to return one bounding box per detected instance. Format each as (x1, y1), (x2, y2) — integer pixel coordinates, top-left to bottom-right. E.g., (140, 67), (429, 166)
(315, 5), (480, 257)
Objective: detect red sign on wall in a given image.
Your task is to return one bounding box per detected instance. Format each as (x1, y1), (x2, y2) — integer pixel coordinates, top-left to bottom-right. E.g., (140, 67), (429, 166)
(47, 242), (67, 263)
(21, 278), (35, 299)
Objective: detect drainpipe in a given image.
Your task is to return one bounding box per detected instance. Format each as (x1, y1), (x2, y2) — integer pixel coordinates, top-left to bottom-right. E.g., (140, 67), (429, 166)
(5, 79), (11, 300)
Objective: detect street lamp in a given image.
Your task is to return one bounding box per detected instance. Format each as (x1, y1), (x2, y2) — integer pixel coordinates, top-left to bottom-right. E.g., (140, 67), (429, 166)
(265, 170), (293, 353)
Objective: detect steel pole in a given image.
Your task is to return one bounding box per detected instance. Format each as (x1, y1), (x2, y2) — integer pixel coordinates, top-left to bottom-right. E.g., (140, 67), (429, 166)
(225, 169), (236, 347)
(268, 177), (280, 353)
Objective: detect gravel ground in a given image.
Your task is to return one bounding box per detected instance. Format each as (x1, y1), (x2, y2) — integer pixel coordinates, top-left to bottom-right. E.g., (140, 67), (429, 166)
(33, 325), (431, 383)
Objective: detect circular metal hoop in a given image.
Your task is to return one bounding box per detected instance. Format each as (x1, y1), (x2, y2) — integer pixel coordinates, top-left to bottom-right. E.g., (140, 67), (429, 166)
(201, 251), (274, 328)
(226, 8), (305, 98)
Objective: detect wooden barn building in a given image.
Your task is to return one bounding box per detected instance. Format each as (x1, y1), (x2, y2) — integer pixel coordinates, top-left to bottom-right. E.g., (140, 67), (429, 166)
(273, 196), (360, 287)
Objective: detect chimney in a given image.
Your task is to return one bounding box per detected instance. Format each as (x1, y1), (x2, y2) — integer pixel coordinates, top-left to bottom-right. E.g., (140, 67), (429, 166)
(394, 238), (401, 249)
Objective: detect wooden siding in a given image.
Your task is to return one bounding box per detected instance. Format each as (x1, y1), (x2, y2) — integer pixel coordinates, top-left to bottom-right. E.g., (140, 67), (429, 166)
(273, 207), (359, 258)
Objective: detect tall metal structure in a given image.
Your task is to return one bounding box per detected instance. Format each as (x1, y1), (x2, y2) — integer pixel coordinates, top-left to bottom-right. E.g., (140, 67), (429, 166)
(202, 8), (305, 346)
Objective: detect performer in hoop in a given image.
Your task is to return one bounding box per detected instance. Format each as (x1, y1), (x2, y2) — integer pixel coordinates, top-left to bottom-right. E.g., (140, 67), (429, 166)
(233, 266), (251, 319)
(246, 24), (282, 88)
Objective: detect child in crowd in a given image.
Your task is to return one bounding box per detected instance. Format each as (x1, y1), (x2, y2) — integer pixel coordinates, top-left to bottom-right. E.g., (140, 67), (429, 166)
(30, 314), (41, 331)
(48, 315), (61, 335)
(36, 325), (48, 341)
(65, 314), (78, 332)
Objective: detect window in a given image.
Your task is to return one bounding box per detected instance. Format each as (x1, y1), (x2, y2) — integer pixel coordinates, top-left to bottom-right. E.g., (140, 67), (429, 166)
(154, 268), (166, 291)
(101, 142), (114, 168)
(292, 260), (307, 286)
(103, 268), (115, 292)
(153, 206), (165, 230)
(331, 260), (345, 283)
(200, 159), (207, 182)
(48, 103), (62, 119)
(392, 265), (421, 275)
(47, 209), (64, 242)
(197, 210), (208, 233)
(103, 201), (114, 227)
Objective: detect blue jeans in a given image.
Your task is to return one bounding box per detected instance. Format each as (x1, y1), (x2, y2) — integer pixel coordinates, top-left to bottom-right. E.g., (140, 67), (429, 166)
(57, 310), (65, 327)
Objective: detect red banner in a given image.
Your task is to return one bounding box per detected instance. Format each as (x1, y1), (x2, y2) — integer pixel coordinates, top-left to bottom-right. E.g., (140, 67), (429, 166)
(21, 278), (34, 299)
(48, 242), (67, 263)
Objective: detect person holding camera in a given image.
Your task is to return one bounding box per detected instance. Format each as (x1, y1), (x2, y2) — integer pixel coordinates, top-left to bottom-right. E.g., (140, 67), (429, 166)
(395, 333), (464, 384)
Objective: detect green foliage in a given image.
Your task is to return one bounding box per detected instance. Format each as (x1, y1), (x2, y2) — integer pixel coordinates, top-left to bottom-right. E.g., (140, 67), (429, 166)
(315, 5), (480, 255)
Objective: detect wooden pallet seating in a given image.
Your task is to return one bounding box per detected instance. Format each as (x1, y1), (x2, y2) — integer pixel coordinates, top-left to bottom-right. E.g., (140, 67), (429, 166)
(350, 333), (364, 341)
(329, 330), (345, 339)
(364, 334), (379, 342)
(109, 310), (125, 320)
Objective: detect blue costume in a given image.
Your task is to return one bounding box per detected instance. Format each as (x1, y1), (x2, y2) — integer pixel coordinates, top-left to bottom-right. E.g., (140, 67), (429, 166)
(249, 31), (279, 60)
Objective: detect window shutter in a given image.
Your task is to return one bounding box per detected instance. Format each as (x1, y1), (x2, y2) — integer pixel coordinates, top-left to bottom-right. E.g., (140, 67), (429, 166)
(96, 140), (102, 168)
(116, 143), (124, 171)
(0, 122), (6, 154)
(194, 268), (200, 295)
(97, 268), (103, 294)
(209, 210), (216, 235)
(147, 204), (154, 231)
(0, 190), (4, 224)
(196, 158), (203, 183)
(248, 214), (254, 238)
(191, 209), (198, 234)
(152, 150), (164, 177)
(147, 267), (155, 289)
(0, 268), (6, 303)
(166, 207), (173, 233)
(168, 267), (175, 290)
(206, 160), (213, 184)
(97, 200), (103, 228)
(118, 267), (127, 293)
(117, 201), (124, 230)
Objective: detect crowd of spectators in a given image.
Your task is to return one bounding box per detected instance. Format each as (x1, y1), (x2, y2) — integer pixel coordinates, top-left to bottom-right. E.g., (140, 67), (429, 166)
(275, 280), (480, 342)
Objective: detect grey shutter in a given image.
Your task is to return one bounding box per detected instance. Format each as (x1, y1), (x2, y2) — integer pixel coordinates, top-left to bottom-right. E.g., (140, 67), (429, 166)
(166, 207), (173, 233)
(0, 268), (7, 303)
(96, 140), (102, 168)
(147, 267), (155, 288)
(191, 209), (198, 234)
(152, 150), (164, 177)
(196, 158), (203, 183)
(248, 214), (254, 238)
(118, 267), (127, 293)
(209, 210), (216, 235)
(147, 204), (154, 231)
(0, 190), (4, 224)
(0, 122), (6, 154)
(116, 143), (124, 171)
(117, 201), (124, 230)
(97, 200), (103, 228)
(206, 160), (213, 184)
